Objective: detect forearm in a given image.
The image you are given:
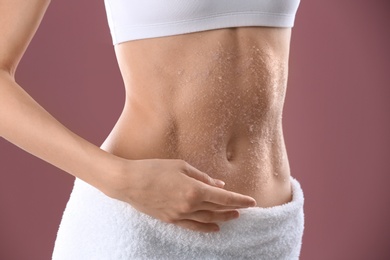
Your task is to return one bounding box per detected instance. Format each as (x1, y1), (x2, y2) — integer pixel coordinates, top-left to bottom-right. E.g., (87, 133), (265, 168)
(0, 70), (122, 189)
(0, 0), (258, 234)
(0, 0), (121, 189)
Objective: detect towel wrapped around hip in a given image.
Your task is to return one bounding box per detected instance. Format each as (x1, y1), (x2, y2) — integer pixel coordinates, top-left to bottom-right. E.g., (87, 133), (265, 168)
(52, 177), (304, 260)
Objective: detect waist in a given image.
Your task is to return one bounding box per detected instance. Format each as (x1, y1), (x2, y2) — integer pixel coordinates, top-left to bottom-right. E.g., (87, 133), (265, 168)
(102, 27), (293, 207)
(102, 97), (292, 207)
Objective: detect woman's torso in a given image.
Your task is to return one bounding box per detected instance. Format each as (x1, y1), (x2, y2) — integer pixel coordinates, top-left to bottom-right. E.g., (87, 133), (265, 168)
(101, 27), (292, 207)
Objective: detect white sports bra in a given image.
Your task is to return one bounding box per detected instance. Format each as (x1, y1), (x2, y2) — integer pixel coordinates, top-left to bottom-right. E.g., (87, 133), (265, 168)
(104, 0), (301, 45)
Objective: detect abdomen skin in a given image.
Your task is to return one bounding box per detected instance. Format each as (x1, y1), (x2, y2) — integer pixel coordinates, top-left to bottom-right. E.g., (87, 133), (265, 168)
(101, 27), (293, 207)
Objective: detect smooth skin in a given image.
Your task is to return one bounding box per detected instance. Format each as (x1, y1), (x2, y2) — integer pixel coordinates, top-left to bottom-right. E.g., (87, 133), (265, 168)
(110, 26), (293, 208)
(0, 0), (256, 233)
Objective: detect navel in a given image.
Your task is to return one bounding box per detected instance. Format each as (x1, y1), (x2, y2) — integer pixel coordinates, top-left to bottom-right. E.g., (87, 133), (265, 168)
(225, 137), (236, 162)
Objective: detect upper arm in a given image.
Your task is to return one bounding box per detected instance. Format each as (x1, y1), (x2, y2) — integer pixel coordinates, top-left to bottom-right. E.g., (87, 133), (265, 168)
(0, 0), (51, 75)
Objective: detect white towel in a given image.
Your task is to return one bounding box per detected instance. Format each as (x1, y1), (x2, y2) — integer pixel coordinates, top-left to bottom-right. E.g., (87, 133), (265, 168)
(53, 177), (304, 260)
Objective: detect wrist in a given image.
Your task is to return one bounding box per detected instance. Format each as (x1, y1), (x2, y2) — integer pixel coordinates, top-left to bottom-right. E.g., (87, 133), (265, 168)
(92, 152), (135, 199)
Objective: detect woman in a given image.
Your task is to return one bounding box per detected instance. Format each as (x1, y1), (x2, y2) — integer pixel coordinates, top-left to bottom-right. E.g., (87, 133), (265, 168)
(0, 0), (304, 259)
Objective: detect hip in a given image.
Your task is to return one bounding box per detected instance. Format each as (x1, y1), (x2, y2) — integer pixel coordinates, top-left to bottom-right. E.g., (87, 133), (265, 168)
(53, 177), (304, 260)
(100, 110), (292, 207)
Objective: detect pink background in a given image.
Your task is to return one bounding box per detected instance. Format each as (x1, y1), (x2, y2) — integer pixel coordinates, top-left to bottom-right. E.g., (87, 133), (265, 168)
(1, 0), (389, 259)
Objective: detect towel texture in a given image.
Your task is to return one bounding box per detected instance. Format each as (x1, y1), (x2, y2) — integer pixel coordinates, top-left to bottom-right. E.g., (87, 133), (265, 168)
(53, 177), (304, 260)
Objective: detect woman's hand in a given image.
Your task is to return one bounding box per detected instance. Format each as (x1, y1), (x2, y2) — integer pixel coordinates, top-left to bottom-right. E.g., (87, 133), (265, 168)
(100, 158), (257, 233)
(1, 0), (253, 234)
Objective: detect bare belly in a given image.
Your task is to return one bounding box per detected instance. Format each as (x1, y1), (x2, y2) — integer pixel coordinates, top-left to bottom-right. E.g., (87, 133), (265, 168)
(101, 27), (293, 207)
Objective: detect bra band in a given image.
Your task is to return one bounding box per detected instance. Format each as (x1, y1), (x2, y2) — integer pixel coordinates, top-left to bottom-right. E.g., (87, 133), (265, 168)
(104, 0), (301, 45)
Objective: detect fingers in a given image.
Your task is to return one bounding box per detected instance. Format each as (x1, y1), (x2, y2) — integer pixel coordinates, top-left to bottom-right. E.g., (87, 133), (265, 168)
(187, 210), (239, 224)
(213, 179), (226, 188)
(173, 211), (239, 233)
(203, 186), (257, 208)
(182, 163), (225, 188)
(176, 183), (255, 213)
(196, 202), (253, 211)
(175, 219), (220, 233)
(178, 160), (256, 211)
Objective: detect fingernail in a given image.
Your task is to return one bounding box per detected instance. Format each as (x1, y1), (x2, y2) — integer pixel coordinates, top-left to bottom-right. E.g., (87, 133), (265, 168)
(249, 199), (257, 207)
(231, 211), (239, 219)
(215, 180), (225, 187)
(212, 226), (220, 232)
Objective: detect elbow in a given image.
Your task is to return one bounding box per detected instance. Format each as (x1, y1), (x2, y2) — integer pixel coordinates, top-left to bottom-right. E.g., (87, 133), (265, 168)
(0, 64), (16, 80)
(0, 65), (16, 91)
(0, 53), (18, 78)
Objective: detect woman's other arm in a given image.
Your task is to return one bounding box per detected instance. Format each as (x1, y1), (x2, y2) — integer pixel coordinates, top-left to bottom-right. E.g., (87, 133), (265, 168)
(0, 0), (256, 232)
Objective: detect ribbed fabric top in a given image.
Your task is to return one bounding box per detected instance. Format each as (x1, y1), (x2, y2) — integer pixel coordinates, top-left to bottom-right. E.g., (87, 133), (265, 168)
(104, 0), (301, 45)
